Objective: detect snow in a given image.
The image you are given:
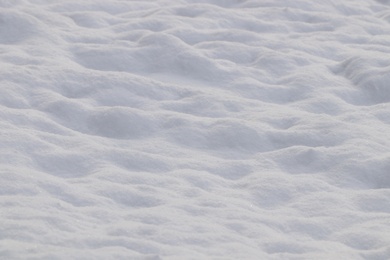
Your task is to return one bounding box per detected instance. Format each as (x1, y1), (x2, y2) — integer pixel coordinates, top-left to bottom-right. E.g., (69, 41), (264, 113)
(1, 0), (390, 259)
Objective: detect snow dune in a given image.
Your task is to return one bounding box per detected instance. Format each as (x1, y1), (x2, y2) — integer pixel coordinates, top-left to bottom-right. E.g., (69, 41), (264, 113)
(1, 0), (390, 259)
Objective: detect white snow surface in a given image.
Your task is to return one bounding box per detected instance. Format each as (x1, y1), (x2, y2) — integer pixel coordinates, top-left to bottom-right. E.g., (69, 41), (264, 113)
(1, 0), (390, 259)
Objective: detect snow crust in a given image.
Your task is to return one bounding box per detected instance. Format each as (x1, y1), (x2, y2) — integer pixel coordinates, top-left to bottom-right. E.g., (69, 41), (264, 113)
(1, 0), (390, 259)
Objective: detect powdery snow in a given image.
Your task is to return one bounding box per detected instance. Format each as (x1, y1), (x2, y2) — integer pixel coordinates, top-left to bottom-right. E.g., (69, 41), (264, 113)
(1, 0), (390, 259)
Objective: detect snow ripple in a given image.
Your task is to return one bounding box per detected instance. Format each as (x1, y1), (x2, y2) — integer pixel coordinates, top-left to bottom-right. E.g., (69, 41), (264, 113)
(1, 0), (390, 259)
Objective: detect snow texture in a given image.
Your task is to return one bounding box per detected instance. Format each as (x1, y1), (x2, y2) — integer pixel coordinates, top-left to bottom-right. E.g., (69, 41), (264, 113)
(1, 0), (390, 259)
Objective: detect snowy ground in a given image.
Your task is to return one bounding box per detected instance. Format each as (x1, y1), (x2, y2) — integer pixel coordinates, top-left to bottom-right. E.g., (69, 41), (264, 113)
(1, 0), (390, 259)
